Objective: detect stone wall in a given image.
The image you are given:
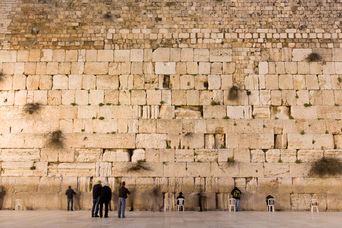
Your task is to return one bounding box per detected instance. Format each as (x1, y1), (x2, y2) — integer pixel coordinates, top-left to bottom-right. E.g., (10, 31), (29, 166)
(0, 0), (342, 211)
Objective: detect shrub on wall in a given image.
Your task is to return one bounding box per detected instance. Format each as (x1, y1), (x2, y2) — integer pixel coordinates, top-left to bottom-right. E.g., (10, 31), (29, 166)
(47, 130), (65, 149)
(306, 52), (322, 62)
(309, 157), (342, 177)
(23, 103), (41, 114)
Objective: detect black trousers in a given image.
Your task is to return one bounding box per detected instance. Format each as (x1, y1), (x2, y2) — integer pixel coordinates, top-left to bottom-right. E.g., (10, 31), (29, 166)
(67, 198), (73, 211)
(100, 201), (110, 217)
(91, 197), (101, 217)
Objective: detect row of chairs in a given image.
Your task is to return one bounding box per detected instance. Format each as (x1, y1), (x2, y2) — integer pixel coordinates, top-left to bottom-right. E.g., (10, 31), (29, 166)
(228, 198), (319, 213)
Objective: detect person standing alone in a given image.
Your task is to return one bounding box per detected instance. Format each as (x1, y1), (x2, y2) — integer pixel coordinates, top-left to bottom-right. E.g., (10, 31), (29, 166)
(100, 183), (112, 218)
(118, 181), (130, 218)
(65, 186), (76, 211)
(91, 180), (102, 217)
(231, 186), (242, 211)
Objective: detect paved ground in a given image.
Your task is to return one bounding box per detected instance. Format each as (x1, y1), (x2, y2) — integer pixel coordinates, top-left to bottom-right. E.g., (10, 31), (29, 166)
(0, 210), (341, 228)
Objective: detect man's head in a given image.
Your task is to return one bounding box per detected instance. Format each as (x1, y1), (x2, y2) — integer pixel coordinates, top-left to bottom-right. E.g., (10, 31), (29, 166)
(122, 181), (126, 186)
(179, 192), (183, 196)
(68, 186), (71, 189)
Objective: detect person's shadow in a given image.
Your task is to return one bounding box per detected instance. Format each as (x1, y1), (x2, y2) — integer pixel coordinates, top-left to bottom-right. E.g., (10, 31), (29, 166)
(75, 191), (81, 210)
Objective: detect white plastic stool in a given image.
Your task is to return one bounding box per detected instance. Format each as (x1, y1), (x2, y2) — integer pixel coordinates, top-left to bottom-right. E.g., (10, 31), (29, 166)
(267, 198), (275, 212)
(310, 199), (319, 213)
(228, 198), (236, 212)
(15, 199), (25, 211)
(177, 198), (184, 211)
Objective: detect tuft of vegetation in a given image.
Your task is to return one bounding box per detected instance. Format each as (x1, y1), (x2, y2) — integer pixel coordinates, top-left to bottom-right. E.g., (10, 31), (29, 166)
(228, 86), (239, 100)
(99, 103), (104, 106)
(103, 12), (112, 20)
(309, 157), (342, 177)
(127, 160), (151, 172)
(71, 102), (77, 106)
(0, 70), (4, 81)
(306, 52), (322, 62)
(278, 158), (283, 163)
(210, 100), (221, 105)
(47, 130), (64, 149)
(304, 103), (312, 107)
(24, 103), (42, 114)
(295, 159), (302, 164)
(227, 157), (236, 166)
(31, 27), (39, 35)
(223, 116), (229, 119)
(246, 90), (251, 96)
(99, 116), (105, 120)
(30, 165), (36, 170)
(300, 130), (305, 135)
(160, 100), (165, 105)
(338, 77), (342, 84)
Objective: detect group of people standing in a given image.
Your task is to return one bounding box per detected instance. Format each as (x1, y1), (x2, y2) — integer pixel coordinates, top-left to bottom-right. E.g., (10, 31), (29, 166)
(65, 180), (130, 218)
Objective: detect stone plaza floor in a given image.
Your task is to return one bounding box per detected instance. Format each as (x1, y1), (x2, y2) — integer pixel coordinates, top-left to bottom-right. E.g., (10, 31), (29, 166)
(0, 210), (342, 228)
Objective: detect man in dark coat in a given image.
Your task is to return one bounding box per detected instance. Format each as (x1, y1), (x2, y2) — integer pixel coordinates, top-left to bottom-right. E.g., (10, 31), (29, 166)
(118, 181), (130, 218)
(91, 180), (102, 217)
(231, 186), (242, 211)
(65, 186), (76, 211)
(100, 183), (112, 218)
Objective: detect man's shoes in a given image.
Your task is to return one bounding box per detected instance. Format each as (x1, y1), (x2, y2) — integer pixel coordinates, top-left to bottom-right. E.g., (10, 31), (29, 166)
(71, 209), (73, 211)
(104, 216), (108, 218)
(94, 215), (99, 217)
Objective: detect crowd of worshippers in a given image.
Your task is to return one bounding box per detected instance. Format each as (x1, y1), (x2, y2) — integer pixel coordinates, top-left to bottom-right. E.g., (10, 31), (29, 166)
(66, 183), (277, 216)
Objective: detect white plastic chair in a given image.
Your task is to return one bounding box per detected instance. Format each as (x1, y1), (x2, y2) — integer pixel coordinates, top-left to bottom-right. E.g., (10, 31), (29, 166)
(228, 198), (236, 212)
(15, 199), (25, 211)
(177, 198), (184, 211)
(310, 199), (319, 213)
(267, 198), (275, 212)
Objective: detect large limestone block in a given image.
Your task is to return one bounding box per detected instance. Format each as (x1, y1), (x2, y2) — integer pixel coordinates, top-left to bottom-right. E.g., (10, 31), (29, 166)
(0, 149), (40, 161)
(114, 50), (130, 62)
(258, 62), (268, 75)
(203, 105), (226, 119)
(287, 134), (313, 149)
(186, 162), (211, 177)
(238, 163), (264, 177)
(75, 149), (102, 162)
(131, 149), (145, 162)
(209, 49), (232, 62)
(0, 50), (16, 62)
(155, 62), (176, 74)
(194, 149), (218, 162)
(180, 133), (204, 149)
(163, 163), (186, 177)
(333, 48), (342, 61)
(264, 163), (290, 178)
(292, 49), (312, 61)
(84, 62), (108, 74)
(102, 149), (130, 162)
(175, 149), (194, 162)
(52, 75), (68, 89)
(152, 48), (170, 62)
(226, 106), (252, 119)
(194, 49), (209, 61)
(136, 133), (166, 149)
(96, 162), (112, 177)
(265, 149), (281, 163)
(250, 149), (265, 163)
(290, 106), (318, 119)
(156, 119), (182, 134)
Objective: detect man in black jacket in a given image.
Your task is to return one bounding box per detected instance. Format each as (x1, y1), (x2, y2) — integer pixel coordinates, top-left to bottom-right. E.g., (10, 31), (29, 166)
(91, 180), (102, 217)
(118, 181), (130, 218)
(65, 186), (76, 211)
(231, 186), (242, 211)
(100, 183), (112, 218)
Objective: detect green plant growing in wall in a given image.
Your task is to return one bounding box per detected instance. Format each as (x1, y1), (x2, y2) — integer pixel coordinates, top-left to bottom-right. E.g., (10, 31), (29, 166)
(309, 157), (342, 177)
(228, 86), (239, 100)
(127, 160), (151, 172)
(304, 103), (312, 107)
(295, 159), (302, 164)
(210, 100), (220, 105)
(0, 70), (4, 81)
(24, 102), (42, 114)
(227, 157), (236, 166)
(103, 12), (112, 20)
(47, 130), (65, 149)
(306, 52), (322, 62)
